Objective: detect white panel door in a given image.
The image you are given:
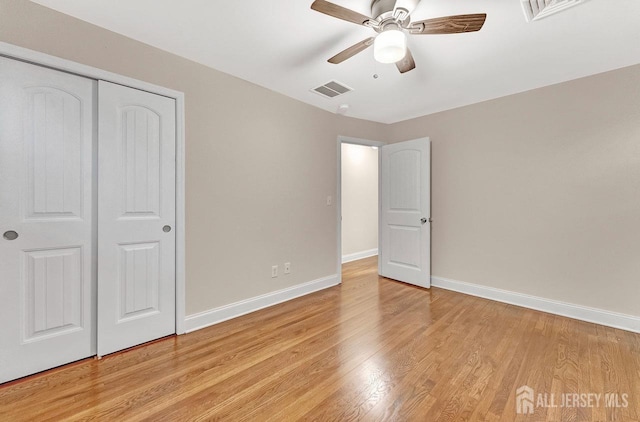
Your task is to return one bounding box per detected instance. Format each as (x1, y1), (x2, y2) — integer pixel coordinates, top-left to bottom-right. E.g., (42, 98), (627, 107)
(379, 138), (431, 288)
(97, 81), (176, 356)
(0, 57), (96, 383)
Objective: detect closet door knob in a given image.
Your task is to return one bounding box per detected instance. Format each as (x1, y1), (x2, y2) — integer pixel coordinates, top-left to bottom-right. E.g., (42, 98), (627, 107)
(162, 225), (172, 233)
(3, 230), (18, 240)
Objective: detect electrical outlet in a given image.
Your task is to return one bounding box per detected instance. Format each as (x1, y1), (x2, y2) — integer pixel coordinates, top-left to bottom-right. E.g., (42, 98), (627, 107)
(284, 262), (291, 274)
(271, 265), (278, 278)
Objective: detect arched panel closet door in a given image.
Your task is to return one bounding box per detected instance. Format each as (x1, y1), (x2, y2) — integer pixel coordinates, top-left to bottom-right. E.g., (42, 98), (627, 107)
(0, 56), (96, 383)
(97, 81), (176, 357)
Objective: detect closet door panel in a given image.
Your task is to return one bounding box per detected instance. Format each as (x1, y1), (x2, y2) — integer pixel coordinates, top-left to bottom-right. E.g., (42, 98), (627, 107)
(98, 81), (176, 356)
(0, 57), (96, 384)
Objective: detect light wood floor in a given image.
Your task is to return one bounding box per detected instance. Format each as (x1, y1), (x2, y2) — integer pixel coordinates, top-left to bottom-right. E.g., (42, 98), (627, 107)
(1, 256), (638, 421)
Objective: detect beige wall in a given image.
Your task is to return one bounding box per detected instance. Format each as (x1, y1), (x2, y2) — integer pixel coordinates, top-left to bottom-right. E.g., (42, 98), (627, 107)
(1, 0), (637, 320)
(341, 143), (378, 257)
(388, 65), (640, 317)
(0, 0), (389, 315)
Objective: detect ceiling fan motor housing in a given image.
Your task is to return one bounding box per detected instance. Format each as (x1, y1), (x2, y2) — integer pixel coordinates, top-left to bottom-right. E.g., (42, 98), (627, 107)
(368, 0), (412, 32)
(371, 0), (396, 19)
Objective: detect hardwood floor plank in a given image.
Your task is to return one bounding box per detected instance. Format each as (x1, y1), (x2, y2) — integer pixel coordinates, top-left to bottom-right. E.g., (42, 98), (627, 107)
(278, 294), (481, 421)
(52, 273), (410, 421)
(264, 287), (467, 420)
(1, 256), (638, 421)
(143, 283), (427, 421)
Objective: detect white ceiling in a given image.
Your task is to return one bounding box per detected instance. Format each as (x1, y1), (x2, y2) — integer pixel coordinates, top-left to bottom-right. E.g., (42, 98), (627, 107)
(32, 0), (640, 124)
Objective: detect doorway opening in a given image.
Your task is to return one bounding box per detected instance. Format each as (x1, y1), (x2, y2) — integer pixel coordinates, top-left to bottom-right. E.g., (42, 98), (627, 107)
(336, 136), (385, 279)
(336, 136), (432, 288)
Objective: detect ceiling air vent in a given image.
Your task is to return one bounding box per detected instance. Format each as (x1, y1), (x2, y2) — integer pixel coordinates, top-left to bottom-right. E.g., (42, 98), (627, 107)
(312, 80), (353, 99)
(521, 0), (585, 22)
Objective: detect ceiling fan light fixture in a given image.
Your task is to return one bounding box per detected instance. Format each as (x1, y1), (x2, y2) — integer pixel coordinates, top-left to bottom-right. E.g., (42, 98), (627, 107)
(373, 29), (407, 64)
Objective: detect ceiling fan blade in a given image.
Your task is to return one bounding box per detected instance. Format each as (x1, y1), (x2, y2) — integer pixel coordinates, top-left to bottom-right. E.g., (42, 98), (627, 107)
(311, 0), (372, 26)
(410, 13), (487, 34)
(328, 37), (375, 64)
(396, 48), (416, 73)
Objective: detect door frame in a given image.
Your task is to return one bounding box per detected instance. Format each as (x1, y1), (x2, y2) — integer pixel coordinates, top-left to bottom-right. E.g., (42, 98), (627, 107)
(0, 42), (187, 335)
(336, 136), (385, 281)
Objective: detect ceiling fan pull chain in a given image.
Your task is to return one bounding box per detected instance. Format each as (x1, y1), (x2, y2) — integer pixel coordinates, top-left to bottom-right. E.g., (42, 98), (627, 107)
(372, 57), (380, 79)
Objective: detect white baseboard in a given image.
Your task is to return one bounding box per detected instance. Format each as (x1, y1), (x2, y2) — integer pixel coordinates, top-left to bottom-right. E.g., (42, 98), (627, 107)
(184, 274), (339, 333)
(431, 276), (640, 333)
(342, 248), (378, 263)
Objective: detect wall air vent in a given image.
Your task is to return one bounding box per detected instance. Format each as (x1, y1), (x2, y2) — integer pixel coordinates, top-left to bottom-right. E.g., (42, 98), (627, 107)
(521, 0), (585, 22)
(311, 80), (353, 99)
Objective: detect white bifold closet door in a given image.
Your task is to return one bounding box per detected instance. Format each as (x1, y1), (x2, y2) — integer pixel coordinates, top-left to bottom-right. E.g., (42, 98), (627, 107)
(97, 81), (176, 357)
(0, 57), (96, 383)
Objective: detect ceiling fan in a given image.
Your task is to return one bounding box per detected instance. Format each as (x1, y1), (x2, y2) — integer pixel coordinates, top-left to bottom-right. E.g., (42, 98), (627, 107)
(310, 0), (487, 73)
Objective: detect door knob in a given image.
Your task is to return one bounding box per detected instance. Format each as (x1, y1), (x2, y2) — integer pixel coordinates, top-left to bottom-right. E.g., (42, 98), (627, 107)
(420, 218), (427, 224)
(162, 225), (172, 233)
(3, 230), (18, 240)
